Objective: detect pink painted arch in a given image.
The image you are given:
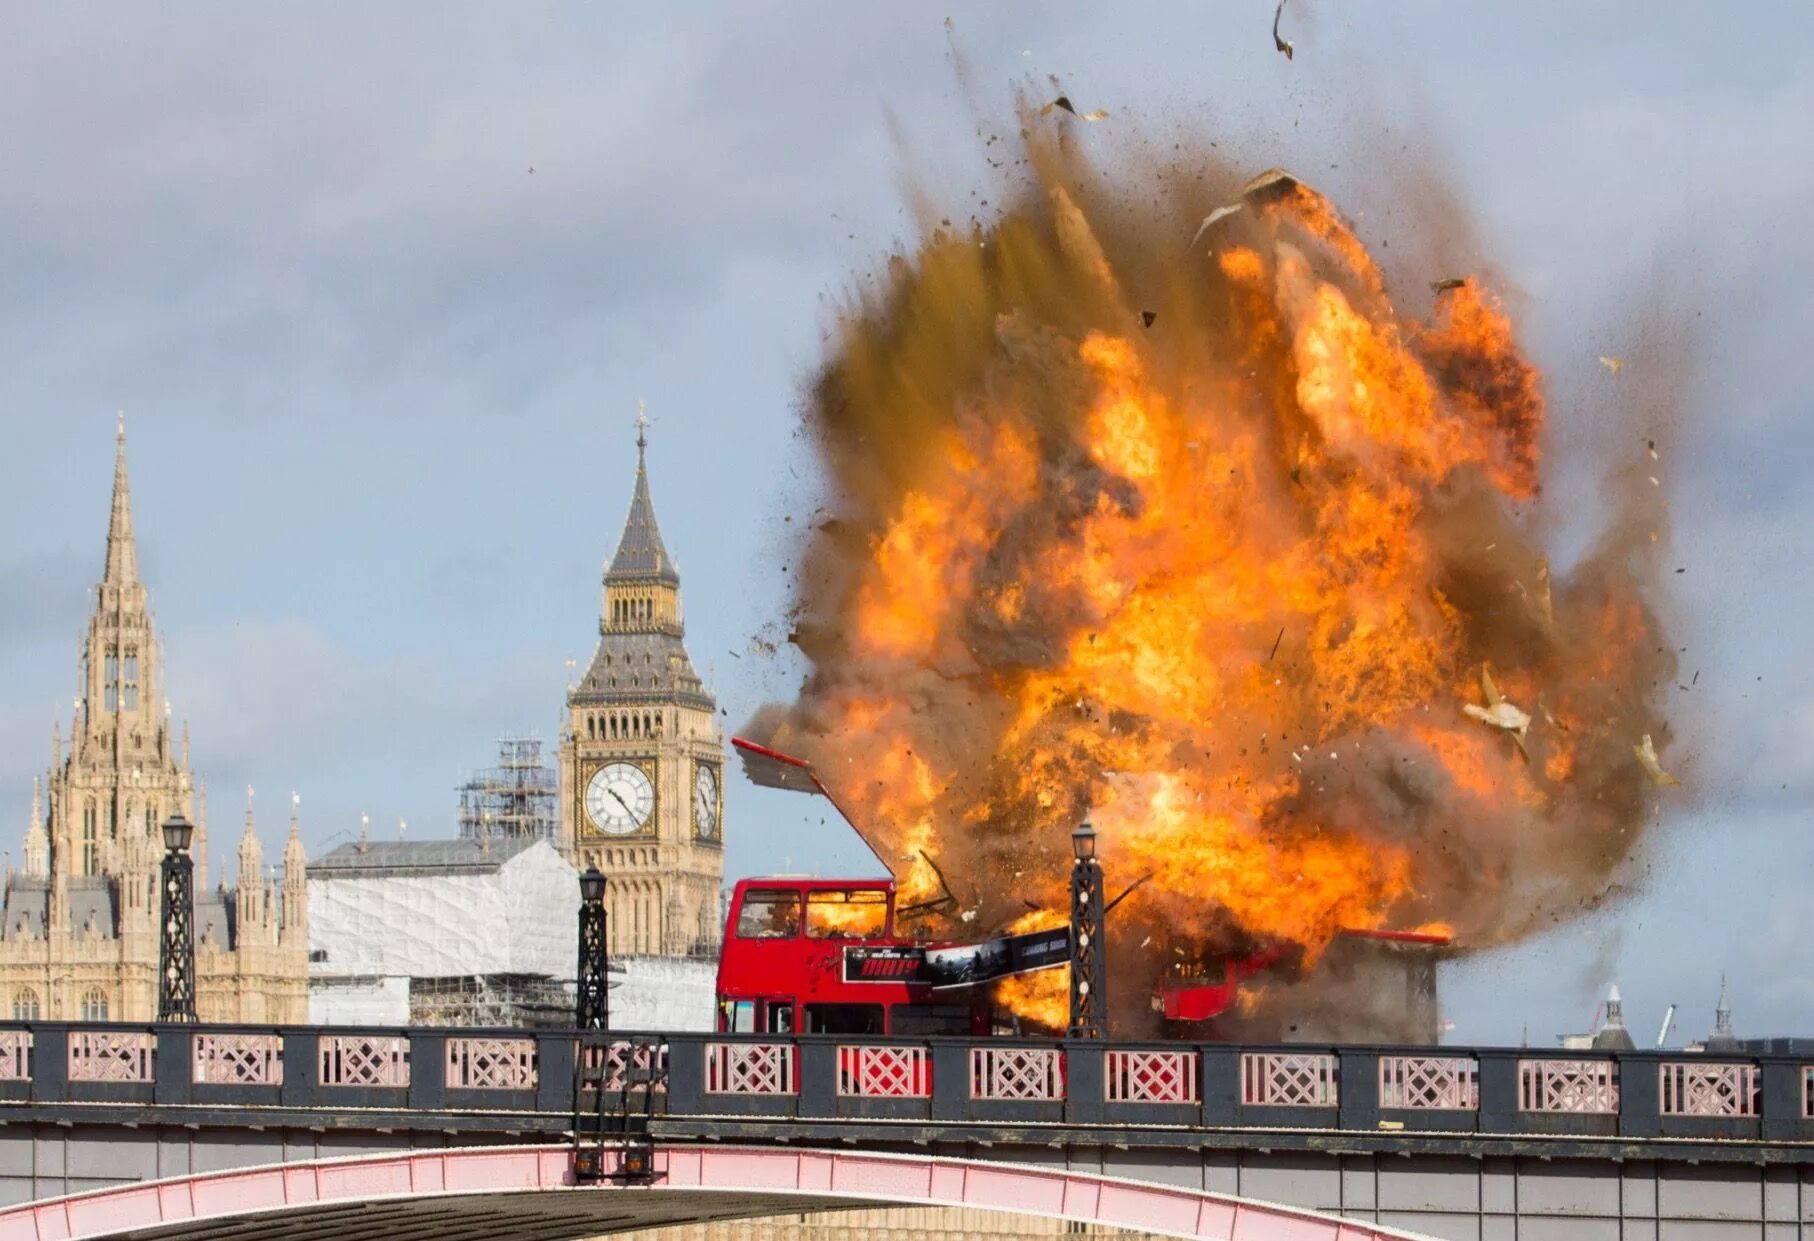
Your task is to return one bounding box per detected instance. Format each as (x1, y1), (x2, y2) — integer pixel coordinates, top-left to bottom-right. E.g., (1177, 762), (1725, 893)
(0, 1144), (1441, 1241)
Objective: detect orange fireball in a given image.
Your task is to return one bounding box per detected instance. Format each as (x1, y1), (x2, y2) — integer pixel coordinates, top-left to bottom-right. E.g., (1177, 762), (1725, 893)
(765, 119), (1677, 1028)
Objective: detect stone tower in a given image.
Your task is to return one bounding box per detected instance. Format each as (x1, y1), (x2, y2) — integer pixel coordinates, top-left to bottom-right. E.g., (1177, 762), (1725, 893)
(0, 422), (308, 1022)
(557, 411), (723, 958)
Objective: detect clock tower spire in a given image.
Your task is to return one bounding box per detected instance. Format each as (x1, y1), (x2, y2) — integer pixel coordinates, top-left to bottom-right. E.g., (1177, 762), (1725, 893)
(557, 407), (723, 958)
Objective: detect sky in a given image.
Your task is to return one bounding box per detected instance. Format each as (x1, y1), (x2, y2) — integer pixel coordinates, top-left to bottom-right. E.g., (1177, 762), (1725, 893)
(1, 1), (1810, 1046)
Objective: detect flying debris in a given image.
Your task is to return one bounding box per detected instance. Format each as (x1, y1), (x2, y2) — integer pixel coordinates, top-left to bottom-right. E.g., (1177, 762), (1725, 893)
(1534, 559), (1554, 626)
(1240, 167), (1302, 202)
(1599, 355), (1626, 375)
(1040, 95), (1109, 122)
(1140, 310), (1158, 328)
(1190, 202), (1244, 247)
(1431, 277), (1467, 295)
(1633, 734), (1680, 787)
(1463, 665), (1532, 742)
(1272, 0), (1294, 59)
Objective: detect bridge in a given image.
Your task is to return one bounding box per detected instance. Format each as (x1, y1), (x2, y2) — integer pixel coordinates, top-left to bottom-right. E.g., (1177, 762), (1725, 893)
(0, 1023), (1809, 1239)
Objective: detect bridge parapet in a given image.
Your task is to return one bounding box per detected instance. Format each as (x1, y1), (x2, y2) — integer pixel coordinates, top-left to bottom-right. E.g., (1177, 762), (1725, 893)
(1, 1022), (1812, 1158)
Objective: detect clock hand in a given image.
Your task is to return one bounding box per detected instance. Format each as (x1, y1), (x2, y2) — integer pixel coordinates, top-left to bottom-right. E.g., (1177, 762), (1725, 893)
(607, 788), (637, 818)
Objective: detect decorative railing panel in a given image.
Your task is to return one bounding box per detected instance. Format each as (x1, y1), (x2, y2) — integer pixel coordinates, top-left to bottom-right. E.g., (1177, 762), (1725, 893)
(0, 1030), (29, 1081)
(1241, 1052), (1338, 1107)
(1106, 1049), (1199, 1104)
(970, 1047), (1064, 1101)
(1659, 1062), (1758, 1117)
(705, 1042), (796, 1095)
(1518, 1058), (1619, 1113)
(581, 1040), (670, 1093)
(838, 1045), (932, 1098)
(446, 1037), (537, 1091)
(318, 1036), (409, 1088)
(193, 1033), (283, 1085)
(68, 1031), (154, 1083)
(1378, 1055), (1479, 1110)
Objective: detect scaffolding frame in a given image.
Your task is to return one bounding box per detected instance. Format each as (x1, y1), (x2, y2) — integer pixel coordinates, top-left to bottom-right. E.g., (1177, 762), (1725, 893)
(457, 737), (558, 844)
(407, 973), (575, 1030)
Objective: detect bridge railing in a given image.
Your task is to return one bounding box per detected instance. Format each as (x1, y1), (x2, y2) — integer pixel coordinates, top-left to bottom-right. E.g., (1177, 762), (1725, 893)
(1, 1023), (1810, 1143)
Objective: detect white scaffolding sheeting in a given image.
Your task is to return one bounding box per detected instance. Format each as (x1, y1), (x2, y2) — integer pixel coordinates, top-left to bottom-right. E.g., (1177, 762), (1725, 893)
(308, 838), (577, 980)
(611, 957), (717, 1031)
(309, 976), (409, 1026)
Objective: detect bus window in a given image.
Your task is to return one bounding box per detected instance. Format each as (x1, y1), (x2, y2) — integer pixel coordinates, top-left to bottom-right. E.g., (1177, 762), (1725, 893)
(802, 1003), (884, 1035)
(764, 1001), (795, 1034)
(889, 1003), (975, 1036)
(736, 889), (802, 938)
(804, 888), (888, 940)
(719, 999), (757, 1032)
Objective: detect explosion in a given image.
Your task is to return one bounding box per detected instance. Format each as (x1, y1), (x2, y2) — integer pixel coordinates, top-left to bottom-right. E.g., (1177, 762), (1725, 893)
(756, 111), (1679, 1034)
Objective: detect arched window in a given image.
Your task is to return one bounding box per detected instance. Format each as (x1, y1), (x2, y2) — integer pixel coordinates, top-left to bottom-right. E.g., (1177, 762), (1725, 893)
(11, 989), (39, 1021)
(79, 989), (109, 1022)
(82, 803), (98, 876)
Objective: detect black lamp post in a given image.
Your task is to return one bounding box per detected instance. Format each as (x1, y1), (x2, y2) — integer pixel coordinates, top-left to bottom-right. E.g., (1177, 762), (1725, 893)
(1068, 819), (1106, 1040)
(157, 813), (197, 1023)
(576, 866), (609, 1030)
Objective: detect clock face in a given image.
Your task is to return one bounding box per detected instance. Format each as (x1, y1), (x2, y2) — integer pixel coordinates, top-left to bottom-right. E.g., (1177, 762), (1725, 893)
(693, 764), (720, 839)
(585, 763), (654, 836)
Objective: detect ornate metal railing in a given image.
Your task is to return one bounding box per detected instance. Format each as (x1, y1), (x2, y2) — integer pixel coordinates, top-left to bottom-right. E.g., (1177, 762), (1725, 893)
(970, 1046), (1064, 1100)
(446, 1037), (537, 1091)
(705, 1041), (795, 1095)
(1379, 1055), (1479, 1110)
(0, 1024), (1810, 1149)
(1519, 1058), (1619, 1114)
(67, 1030), (155, 1083)
(838, 1045), (932, 1098)
(1105, 1049), (1198, 1104)
(1242, 1052), (1338, 1107)
(193, 1033), (283, 1085)
(581, 1038), (669, 1094)
(319, 1035), (409, 1088)
(1659, 1062), (1757, 1117)
(0, 1030), (29, 1082)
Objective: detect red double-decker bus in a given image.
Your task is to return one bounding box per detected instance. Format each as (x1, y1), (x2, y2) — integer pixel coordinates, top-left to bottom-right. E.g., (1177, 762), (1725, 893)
(714, 875), (993, 1037)
(719, 738), (1455, 1041)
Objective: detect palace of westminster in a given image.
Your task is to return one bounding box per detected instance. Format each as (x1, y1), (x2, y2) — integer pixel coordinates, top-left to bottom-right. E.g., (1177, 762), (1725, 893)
(0, 418), (726, 1023)
(0, 422), (1136, 1241)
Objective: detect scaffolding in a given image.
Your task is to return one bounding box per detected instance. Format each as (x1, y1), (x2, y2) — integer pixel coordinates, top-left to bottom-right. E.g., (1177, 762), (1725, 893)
(457, 737), (558, 843)
(407, 974), (575, 1030)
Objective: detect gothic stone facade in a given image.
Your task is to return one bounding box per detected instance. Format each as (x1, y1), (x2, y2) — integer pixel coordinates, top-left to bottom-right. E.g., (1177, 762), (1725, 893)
(557, 424), (724, 959)
(0, 426), (308, 1023)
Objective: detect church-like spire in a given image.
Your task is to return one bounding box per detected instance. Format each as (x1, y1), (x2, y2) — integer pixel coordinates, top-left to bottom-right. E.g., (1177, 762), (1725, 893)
(24, 778), (48, 879)
(281, 793), (308, 942)
(103, 413), (139, 588)
(606, 402), (680, 587)
(237, 785), (265, 931)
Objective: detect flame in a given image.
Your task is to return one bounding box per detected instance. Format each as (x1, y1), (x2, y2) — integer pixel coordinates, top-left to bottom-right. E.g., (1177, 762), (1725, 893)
(768, 124), (1677, 1032)
(990, 909), (1070, 1031)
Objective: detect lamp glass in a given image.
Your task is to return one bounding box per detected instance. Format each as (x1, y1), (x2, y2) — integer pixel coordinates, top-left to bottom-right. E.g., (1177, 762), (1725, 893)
(162, 814), (194, 853)
(579, 866), (606, 902)
(1071, 821), (1097, 861)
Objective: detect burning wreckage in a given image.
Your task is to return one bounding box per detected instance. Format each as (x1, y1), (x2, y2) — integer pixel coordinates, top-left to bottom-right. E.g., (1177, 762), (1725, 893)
(727, 736), (1451, 1043)
(734, 147), (1679, 1045)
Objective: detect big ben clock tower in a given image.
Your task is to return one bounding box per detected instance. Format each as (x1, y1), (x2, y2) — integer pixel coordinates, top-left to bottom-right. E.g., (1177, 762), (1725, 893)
(557, 410), (724, 957)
